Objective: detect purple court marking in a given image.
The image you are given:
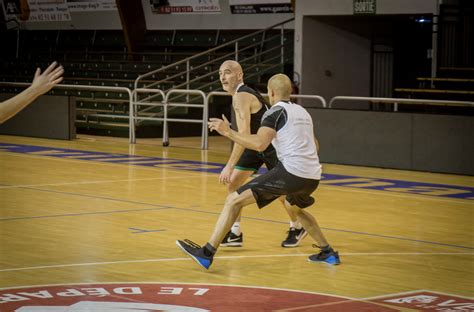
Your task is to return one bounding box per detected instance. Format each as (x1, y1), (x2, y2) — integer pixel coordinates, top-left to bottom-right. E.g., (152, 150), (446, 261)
(1, 142), (473, 200)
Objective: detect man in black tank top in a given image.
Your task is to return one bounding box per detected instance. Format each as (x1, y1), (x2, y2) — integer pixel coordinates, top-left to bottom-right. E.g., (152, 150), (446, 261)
(216, 60), (307, 248)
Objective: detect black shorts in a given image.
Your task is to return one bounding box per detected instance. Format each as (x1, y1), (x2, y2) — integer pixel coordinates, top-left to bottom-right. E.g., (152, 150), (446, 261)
(235, 145), (278, 172)
(237, 162), (320, 209)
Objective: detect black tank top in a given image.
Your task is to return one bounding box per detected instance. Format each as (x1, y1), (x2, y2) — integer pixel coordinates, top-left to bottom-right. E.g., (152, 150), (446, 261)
(236, 84), (270, 135)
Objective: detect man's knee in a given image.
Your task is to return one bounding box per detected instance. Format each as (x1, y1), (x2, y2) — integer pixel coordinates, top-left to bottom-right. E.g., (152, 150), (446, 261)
(227, 181), (240, 193)
(229, 170), (253, 193)
(225, 192), (243, 210)
(225, 190), (253, 210)
(285, 199), (303, 215)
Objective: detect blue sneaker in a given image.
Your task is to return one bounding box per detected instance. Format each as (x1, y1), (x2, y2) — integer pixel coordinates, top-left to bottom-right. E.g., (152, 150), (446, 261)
(176, 239), (213, 270)
(308, 247), (341, 265)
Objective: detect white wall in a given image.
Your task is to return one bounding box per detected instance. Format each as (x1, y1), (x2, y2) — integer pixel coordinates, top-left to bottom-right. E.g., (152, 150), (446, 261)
(294, 0), (439, 99)
(299, 16), (371, 101)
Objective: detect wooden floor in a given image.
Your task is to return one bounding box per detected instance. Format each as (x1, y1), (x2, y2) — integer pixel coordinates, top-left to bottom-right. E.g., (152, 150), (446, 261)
(0, 134), (473, 311)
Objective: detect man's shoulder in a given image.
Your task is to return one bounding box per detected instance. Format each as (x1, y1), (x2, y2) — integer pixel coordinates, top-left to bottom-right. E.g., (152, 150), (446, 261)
(236, 85), (264, 101)
(263, 104), (285, 119)
(233, 92), (254, 109)
(236, 84), (256, 94)
(234, 88), (263, 111)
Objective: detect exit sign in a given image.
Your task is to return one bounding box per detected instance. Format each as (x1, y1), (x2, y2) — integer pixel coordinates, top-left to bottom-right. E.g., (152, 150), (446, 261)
(354, 0), (376, 14)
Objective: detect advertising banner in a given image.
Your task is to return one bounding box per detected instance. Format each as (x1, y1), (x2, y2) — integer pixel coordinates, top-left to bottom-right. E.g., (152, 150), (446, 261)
(150, 0), (220, 14)
(229, 0), (292, 14)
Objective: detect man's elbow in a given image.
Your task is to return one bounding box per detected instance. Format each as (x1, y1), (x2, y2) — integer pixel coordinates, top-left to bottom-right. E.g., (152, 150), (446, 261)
(255, 141), (269, 152)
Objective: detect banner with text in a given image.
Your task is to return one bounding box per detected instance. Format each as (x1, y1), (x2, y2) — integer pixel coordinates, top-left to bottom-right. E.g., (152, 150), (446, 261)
(229, 0), (292, 14)
(150, 0), (220, 14)
(3, 0), (71, 23)
(67, 0), (117, 11)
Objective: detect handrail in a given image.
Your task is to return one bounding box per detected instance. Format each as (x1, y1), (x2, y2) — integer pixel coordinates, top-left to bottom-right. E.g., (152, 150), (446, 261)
(130, 88), (166, 144)
(137, 36), (293, 104)
(0, 81), (134, 139)
(290, 95), (327, 108)
(417, 77), (474, 82)
(131, 19), (294, 121)
(206, 91), (327, 108)
(164, 89), (209, 150)
(2, 82), (329, 149)
(395, 88), (474, 95)
(439, 67), (474, 71)
(133, 17), (294, 90)
(329, 96), (474, 111)
(130, 88), (209, 149)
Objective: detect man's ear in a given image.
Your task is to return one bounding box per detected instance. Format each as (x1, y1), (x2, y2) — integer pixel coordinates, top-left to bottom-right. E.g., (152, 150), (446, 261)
(269, 87), (275, 98)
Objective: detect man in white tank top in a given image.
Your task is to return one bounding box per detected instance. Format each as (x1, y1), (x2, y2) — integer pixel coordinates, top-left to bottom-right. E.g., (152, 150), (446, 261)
(176, 74), (340, 270)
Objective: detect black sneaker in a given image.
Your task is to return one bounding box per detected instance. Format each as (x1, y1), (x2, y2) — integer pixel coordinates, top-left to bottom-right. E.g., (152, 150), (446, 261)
(308, 247), (341, 265)
(281, 227), (308, 247)
(220, 231), (243, 247)
(176, 239), (213, 270)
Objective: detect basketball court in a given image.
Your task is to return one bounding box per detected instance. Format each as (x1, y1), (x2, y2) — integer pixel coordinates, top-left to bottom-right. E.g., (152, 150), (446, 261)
(0, 134), (473, 311)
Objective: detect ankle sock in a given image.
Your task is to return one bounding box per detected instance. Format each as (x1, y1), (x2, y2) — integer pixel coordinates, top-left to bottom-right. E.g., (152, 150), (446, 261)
(290, 221), (302, 230)
(203, 243), (216, 257)
(321, 245), (333, 254)
(231, 223), (241, 235)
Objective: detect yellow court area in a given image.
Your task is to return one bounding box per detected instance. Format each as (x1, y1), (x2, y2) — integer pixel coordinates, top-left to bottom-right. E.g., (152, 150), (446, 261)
(0, 134), (473, 311)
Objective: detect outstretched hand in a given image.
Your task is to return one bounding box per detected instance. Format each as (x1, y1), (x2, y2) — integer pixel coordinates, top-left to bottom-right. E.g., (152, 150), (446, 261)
(30, 61), (64, 96)
(208, 114), (231, 136)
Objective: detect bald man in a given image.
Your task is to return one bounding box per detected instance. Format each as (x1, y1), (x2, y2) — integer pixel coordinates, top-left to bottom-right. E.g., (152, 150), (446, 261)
(217, 60), (307, 248)
(177, 73), (340, 270)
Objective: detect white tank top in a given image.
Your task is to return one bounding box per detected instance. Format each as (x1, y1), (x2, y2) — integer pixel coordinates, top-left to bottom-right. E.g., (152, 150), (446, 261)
(263, 101), (322, 180)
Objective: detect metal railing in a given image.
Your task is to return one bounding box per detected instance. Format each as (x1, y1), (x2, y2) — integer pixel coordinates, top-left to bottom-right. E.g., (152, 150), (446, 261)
(163, 89), (208, 149)
(0, 82), (133, 138)
(130, 88), (166, 143)
(131, 88), (209, 149)
(329, 96), (474, 111)
(206, 92), (327, 108)
(7, 80), (473, 151)
(133, 18), (294, 115)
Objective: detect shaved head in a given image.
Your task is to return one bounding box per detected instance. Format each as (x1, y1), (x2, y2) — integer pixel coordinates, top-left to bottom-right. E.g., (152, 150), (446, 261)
(220, 60), (243, 75)
(267, 74), (292, 104)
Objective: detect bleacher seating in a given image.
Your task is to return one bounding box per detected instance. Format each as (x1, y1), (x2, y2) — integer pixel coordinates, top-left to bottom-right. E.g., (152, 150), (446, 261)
(1, 28), (293, 137)
(394, 66), (474, 115)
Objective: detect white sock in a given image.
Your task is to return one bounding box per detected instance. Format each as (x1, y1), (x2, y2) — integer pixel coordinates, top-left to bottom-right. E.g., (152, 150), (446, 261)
(231, 222), (241, 235)
(290, 221), (302, 230)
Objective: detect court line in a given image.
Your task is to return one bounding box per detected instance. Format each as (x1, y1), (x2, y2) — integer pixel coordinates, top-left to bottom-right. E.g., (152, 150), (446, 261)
(322, 184), (473, 205)
(277, 289), (474, 311)
(0, 151), (208, 176)
(274, 297), (403, 312)
(0, 252), (472, 273)
(2, 144), (473, 203)
(0, 207), (174, 221)
(0, 175), (205, 189)
(3, 148), (473, 204)
(0, 281), (356, 300)
(363, 289), (474, 301)
(1, 186), (473, 250)
(315, 227), (474, 250)
(1, 176), (470, 205)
